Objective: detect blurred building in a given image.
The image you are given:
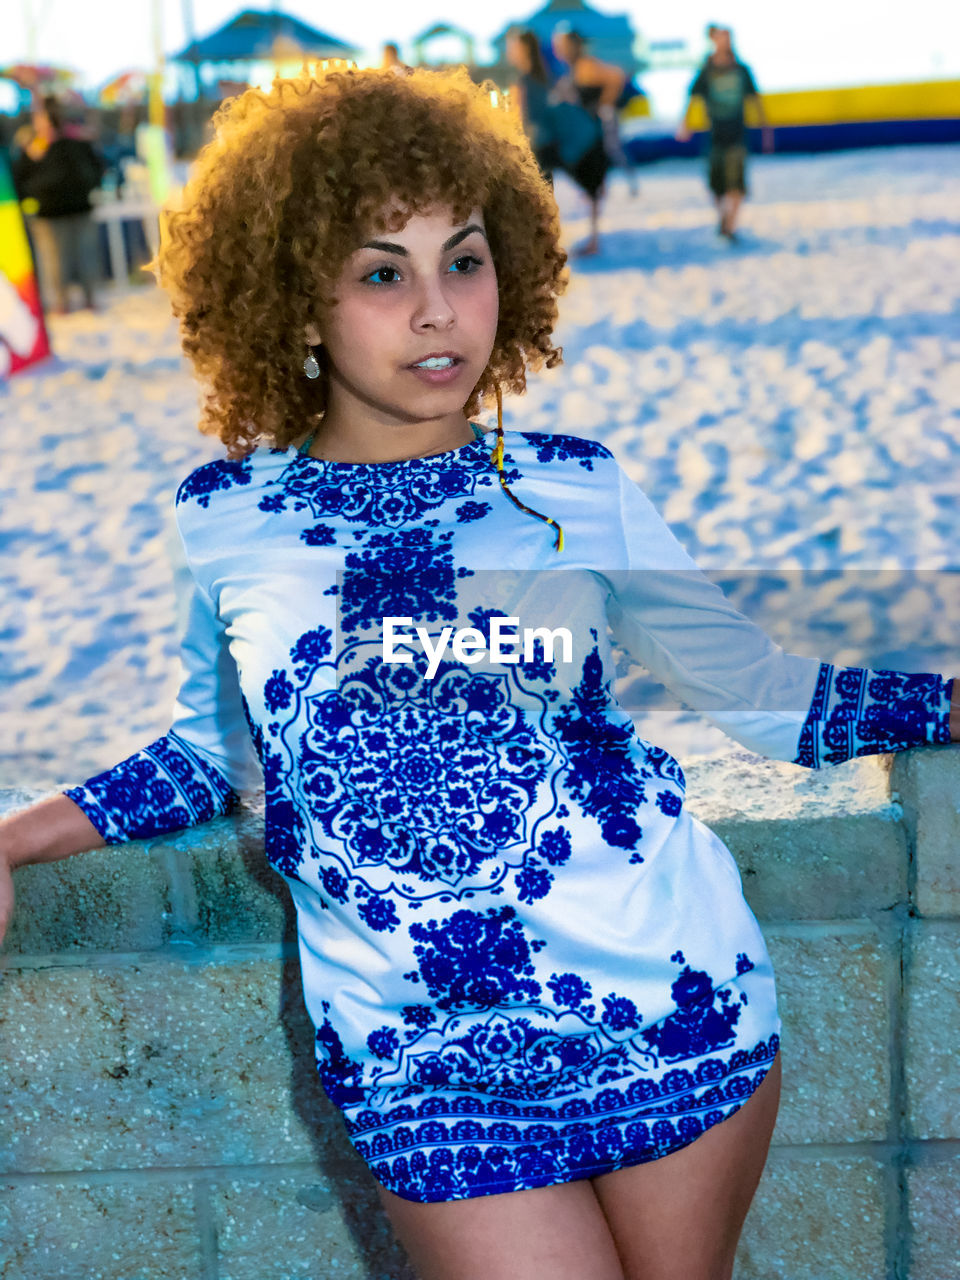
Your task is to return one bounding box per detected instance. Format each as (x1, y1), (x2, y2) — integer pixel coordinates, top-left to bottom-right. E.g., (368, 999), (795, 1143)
(411, 24), (478, 68)
(638, 38), (699, 72)
(169, 7), (362, 99)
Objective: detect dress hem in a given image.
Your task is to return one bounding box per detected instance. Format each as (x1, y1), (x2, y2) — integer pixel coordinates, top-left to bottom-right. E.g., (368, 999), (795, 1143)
(368, 1043), (780, 1204)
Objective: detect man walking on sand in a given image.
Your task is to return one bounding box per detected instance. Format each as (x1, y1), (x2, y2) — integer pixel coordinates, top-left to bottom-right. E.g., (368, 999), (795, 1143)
(677, 24), (773, 241)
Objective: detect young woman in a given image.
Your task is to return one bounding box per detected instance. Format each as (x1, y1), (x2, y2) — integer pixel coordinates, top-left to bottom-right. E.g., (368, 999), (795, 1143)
(551, 25), (639, 225)
(506, 28), (611, 256)
(1, 66), (956, 1280)
(505, 30), (559, 184)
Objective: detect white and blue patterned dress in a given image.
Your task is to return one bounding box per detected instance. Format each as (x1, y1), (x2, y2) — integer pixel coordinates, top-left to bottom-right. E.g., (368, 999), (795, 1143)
(63, 426), (953, 1203)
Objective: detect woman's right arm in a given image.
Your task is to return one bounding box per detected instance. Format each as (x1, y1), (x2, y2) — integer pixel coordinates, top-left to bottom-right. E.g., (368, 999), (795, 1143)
(0, 794), (106, 941)
(0, 500), (262, 945)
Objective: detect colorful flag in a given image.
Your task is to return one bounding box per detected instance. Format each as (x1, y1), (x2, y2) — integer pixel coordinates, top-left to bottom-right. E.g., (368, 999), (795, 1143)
(0, 153), (50, 377)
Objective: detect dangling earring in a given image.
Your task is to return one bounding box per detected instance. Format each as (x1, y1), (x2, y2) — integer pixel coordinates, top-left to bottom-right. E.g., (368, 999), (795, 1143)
(303, 342), (322, 379)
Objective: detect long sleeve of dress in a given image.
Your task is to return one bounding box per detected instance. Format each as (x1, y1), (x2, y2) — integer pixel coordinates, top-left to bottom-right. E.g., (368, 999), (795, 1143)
(61, 506), (262, 845)
(600, 464), (954, 767)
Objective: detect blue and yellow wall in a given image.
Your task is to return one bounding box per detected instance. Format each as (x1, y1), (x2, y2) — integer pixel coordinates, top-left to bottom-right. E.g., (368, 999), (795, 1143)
(624, 79), (960, 160)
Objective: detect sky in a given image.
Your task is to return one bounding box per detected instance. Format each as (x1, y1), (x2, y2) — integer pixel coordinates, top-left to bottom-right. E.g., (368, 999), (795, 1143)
(5, 0), (960, 98)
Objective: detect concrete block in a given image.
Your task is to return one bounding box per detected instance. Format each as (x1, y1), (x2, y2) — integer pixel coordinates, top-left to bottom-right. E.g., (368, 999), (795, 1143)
(0, 956), (355, 1174)
(4, 846), (170, 955)
(735, 1152), (888, 1280)
(765, 925), (891, 1144)
(891, 746), (960, 916)
(211, 1172), (417, 1280)
(905, 923), (960, 1140)
(0, 1178), (201, 1279)
(712, 813), (907, 921)
(686, 752), (907, 920)
(186, 798), (291, 945)
(907, 1156), (960, 1280)
(684, 750), (895, 827)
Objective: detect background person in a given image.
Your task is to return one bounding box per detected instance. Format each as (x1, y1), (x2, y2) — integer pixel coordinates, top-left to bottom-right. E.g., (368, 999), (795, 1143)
(677, 24), (773, 241)
(548, 26), (620, 253)
(552, 24), (639, 198)
(505, 29), (560, 184)
(381, 42), (411, 76)
(506, 27), (615, 253)
(11, 95), (106, 313)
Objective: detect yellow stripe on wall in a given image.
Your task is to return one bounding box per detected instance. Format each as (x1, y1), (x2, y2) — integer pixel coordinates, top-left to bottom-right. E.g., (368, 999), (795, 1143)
(622, 95), (652, 119)
(685, 79), (960, 130)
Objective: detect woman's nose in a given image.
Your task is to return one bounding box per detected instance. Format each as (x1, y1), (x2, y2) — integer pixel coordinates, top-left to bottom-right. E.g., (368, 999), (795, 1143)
(411, 277), (456, 331)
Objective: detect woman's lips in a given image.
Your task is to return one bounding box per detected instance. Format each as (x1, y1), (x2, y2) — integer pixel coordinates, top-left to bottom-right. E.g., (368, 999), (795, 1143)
(405, 358), (466, 385)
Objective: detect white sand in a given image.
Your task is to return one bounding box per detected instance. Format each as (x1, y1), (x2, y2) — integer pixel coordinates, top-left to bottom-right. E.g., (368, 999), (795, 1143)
(2, 146), (958, 787)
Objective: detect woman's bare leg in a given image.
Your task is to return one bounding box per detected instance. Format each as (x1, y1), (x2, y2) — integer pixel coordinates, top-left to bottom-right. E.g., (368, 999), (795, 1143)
(591, 1051), (782, 1280)
(575, 195), (602, 256)
(376, 1175), (625, 1280)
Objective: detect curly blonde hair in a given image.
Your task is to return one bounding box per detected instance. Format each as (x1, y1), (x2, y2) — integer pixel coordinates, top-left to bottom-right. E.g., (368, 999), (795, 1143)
(154, 64), (569, 460)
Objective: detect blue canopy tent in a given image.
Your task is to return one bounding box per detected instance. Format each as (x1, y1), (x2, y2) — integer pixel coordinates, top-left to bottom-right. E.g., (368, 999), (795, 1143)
(170, 8), (361, 97)
(491, 0), (639, 77)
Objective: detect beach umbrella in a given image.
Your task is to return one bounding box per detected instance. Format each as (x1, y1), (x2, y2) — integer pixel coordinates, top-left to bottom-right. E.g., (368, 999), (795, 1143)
(99, 70), (149, 106)
(0, 62), (75, 91)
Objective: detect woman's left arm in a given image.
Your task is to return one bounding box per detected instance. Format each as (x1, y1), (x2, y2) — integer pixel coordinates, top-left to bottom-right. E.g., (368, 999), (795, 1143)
(599, 459), (957, 768)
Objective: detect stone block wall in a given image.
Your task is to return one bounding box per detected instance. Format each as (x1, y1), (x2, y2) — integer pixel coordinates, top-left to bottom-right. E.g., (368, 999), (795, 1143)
(2, 746), (959, 1280)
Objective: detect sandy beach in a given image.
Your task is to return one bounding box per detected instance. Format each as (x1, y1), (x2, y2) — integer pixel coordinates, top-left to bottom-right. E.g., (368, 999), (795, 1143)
(2, 144), (958, 787)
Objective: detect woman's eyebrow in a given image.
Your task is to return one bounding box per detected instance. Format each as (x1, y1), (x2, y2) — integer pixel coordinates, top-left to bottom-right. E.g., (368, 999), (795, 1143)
(442, 224), (487, 251)
(360, 224), (488, 256)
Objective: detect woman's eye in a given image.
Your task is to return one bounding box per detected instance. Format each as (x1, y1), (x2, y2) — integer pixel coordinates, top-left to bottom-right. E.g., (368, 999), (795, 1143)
(365, 265), (401, 285)
(448, 254), (483, 274)
(362, 255), (483, 285)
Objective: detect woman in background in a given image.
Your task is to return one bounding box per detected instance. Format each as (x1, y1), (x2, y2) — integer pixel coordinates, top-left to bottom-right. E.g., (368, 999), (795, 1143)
(551, 25), (639, 202)
(11, 95), (106, 315)
(548, 27), (620, 253)
(505, 30), (560, 184)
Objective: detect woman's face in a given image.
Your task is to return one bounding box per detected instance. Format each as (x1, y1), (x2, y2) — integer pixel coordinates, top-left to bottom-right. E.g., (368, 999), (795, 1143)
(506, 36), (530, 73)
(308, 204), (499, 430)
(553, 33), (579, 64)
(34, 111), (57, 141)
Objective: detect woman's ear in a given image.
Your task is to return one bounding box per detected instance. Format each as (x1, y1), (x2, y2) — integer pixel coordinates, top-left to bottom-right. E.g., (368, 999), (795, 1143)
(304, 322), (323, 347)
